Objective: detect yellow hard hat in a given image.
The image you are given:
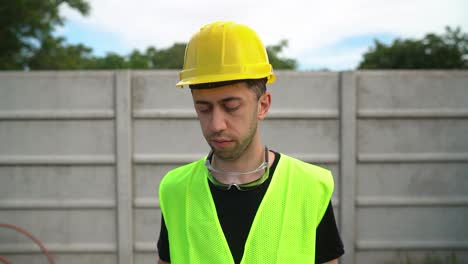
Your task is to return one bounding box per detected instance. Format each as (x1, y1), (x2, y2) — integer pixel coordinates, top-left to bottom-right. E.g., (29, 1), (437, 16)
(176, 21), (276, 87)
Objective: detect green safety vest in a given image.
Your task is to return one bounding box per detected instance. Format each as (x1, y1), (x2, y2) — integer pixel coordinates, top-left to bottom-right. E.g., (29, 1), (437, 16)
(159, 153), (334, 264)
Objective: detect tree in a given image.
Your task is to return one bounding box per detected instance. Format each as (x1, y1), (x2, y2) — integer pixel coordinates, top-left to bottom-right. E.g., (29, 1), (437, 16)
(128, 49), (151, 69)
(149, 43), (186, 69)
(0, 0), (298, 70)
(27, 35), (94, 69)
(91, 52), (129, 69)
(88, 41), (297, 70)
(267, 40), (298, 70)
(0, 0), (90, 69)
(358, 26), (468, 69)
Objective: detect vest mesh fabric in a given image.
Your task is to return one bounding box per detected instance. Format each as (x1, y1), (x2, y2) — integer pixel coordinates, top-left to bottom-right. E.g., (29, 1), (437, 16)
(159, 154), (333, 264)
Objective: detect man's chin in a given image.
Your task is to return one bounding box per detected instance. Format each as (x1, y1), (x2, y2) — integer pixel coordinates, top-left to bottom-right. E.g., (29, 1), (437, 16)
(210, 146), (239, 161)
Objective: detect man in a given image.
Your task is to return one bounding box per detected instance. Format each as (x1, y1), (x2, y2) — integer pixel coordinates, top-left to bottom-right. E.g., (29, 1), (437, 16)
(157, 21), (344, 264)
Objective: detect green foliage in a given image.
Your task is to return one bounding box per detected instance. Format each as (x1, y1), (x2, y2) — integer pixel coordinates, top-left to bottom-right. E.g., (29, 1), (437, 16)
(358, 26), (468, 69)
(91, 52), (129, 69)
(102, 40), (298, 70)
(27, 35), (94, 69)
(266, 40), (298, 70)
(128, 50), (150, 69)
(87, 43), (186, 70)
(84, 40), (297, 70)
(0, 0), (297, 70)
(148, 43), (186, 69)
(0, 0), (90, 69)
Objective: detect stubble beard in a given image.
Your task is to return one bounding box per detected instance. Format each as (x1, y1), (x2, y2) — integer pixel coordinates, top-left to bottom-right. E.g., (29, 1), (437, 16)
(208, 119), (258, 162)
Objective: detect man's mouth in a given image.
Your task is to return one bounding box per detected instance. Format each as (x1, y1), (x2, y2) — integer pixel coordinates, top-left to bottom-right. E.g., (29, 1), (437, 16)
(211, 139), (233, 148)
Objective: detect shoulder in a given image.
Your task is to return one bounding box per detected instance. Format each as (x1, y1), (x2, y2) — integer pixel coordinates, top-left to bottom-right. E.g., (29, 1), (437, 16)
(276, 153), (335, 222)
(278, 153), (334, 188)
(160, 158), (205, 190)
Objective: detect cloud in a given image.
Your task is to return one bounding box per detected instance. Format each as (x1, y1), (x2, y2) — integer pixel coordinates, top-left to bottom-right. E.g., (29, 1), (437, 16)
(60, 0), (468, 70)
(299, 46), (370, 71)
(297, 33), (396, 70)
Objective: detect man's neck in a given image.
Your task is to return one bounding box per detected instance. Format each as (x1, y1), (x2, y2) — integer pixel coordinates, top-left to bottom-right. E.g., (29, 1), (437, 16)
(212, 142), (266, 184)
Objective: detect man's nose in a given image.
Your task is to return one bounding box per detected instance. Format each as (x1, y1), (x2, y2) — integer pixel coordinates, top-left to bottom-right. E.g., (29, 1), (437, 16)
(210, 108), (227, 132)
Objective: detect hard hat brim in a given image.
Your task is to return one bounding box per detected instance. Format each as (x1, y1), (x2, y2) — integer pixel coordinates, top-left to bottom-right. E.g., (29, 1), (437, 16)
(176, 73), (276, 88)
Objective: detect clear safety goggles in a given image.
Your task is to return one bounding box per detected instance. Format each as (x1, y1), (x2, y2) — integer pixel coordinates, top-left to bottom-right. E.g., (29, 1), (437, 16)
(204, 147), (270, 191)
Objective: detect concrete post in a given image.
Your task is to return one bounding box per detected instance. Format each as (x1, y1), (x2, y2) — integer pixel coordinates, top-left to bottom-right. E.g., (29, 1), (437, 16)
(340, 71), (357, 264)
(115, 70), (134, 264)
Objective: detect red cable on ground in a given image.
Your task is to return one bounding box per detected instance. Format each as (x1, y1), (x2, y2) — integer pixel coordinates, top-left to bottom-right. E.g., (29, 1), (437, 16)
(0, 223), (55, 264)
(0, 256), (12, 264)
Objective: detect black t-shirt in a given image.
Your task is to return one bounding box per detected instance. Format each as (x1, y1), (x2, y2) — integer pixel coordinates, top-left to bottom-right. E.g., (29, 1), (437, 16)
(158, 151), (344, 263)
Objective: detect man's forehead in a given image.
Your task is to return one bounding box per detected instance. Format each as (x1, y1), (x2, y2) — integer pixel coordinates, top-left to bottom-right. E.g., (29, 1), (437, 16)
(191, 82), (250, 98)
(189, 79), (246, 89)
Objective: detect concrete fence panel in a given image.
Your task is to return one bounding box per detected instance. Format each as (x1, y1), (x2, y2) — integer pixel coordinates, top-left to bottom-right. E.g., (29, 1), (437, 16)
(0, 72), (117, 264)
(354, 71), (468, 264)
(0, 70), (467, 264)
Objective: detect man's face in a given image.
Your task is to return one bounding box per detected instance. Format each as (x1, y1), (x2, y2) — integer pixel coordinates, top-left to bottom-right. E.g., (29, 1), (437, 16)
(191, 82), (268, 161)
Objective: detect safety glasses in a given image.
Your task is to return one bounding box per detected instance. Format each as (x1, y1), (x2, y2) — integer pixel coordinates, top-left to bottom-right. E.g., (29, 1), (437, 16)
(205, 147), (270, 191)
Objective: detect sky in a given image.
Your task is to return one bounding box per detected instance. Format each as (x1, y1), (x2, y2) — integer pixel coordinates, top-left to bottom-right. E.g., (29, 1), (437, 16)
(58, 0), (468, 71)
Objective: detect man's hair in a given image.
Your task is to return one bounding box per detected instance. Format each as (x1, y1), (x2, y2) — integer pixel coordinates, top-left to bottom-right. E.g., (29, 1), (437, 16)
(189, 78), (267, 99)
(245, 78), (267, 99)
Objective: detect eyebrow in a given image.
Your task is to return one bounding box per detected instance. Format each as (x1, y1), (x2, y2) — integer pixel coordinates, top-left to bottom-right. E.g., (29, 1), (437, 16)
(195, 96), (242, 105)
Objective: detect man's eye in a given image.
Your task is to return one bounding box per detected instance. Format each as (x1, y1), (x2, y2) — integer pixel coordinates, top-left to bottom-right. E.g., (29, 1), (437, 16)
(223, 103), (240, 112)
(225, 106), (239, 112)
(196, 106), (211, 113)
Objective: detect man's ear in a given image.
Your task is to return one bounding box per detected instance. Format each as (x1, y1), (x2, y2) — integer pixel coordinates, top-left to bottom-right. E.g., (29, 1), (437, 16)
(257, 92), (271, 120)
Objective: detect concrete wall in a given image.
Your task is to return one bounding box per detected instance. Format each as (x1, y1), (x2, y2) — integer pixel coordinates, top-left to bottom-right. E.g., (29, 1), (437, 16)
(0, 70), (467, 264)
